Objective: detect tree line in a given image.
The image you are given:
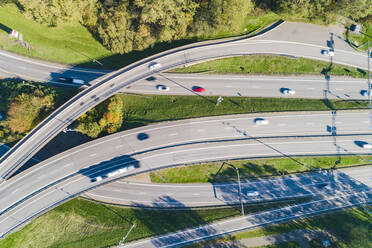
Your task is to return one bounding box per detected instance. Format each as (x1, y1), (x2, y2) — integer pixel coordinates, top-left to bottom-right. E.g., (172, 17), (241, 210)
(5, 0), (370, 55)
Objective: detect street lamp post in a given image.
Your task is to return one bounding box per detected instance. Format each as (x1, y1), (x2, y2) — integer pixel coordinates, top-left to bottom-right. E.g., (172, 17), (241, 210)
(215, 162), (244, 216)
(235, 167), (245, 216)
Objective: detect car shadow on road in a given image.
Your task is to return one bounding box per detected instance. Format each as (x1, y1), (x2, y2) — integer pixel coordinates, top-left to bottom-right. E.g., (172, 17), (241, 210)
(78, 154), (140, 181)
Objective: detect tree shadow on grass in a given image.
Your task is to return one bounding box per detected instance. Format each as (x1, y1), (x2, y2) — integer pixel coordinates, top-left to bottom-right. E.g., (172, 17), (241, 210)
(0, 23), (12, 34)
(130, 195), (218, 247)
(78, 38), (198, 70)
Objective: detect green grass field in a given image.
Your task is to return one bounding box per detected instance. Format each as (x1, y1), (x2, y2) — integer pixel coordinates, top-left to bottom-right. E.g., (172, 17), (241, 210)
(170, 55), (367, 78)
(0, 197), (305, 248)
(190, 206), (372, 248)
(0, 4), (281, 69)
(0, 4), (112, 66)
(114, 94), (369, 132)
(150, 156), (372, 183)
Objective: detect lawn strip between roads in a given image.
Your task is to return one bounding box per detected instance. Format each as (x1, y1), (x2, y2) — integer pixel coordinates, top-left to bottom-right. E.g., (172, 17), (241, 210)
(150, 156), (372, 183)
(103, 94), (370, 133)
(169, 55), (369, 78)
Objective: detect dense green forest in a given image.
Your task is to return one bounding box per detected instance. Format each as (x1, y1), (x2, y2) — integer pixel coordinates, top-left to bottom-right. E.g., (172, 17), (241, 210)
(1, 0), (371, 55)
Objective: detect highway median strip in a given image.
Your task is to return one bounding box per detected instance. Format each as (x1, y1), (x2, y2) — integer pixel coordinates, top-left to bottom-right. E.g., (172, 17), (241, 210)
(169, 55), (369, 78)
(150, 156), (372, 183)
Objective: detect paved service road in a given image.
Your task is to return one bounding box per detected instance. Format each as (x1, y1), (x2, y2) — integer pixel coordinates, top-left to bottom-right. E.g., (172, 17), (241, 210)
(0, 49), (108, 83)
(84, 166), (372, 207)
(0, 111), (372, 238)
(0, 21), (369, 180)
(123, 74), (371, 99)
(122, 190), (372, 248)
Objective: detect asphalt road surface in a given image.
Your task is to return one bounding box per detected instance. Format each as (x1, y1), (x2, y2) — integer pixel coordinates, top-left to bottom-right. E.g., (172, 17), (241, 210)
(122, 190), (372, 248)
(0, 111), (372, 238)
(0, 136), (371, 239)
(0, 49), (108, 83)
(0, 21), (369, 180)
(123, 73), (371, 99)
(84, 166), (372, 207)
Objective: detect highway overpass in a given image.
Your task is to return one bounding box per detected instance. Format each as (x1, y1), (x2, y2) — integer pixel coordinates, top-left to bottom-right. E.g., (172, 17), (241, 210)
(0, 21), (369, 181)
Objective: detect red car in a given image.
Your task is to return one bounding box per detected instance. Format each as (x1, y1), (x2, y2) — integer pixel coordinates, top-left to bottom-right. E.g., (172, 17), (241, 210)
(192, 86), (205, 93)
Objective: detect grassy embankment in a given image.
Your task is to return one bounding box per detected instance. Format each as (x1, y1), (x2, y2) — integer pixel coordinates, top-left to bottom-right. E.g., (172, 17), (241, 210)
(0, 197), (306, 248)
(0, 4), (112, 67)
(0, 3), (279, 69)
(116, 94), (369, 132)
(150, 156), (372, 183)
(170, 55), (368, 78)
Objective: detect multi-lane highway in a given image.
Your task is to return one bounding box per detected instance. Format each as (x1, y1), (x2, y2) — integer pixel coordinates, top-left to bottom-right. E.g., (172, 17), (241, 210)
(0, 111), (371, 238)
(0, 21), (369, 181)
(0, 21), (371, 245)
(123, 190), (372, 248)
(84, 166), (372, 207)
(123, 74), (371, 99)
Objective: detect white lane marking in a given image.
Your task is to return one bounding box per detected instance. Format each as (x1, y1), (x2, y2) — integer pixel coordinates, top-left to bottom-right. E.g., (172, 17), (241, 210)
(63, 163), (73, 168)
(89, 153), (96, 157)
(169, 133), (178, 136)
(30, 157), (41, 162)
(123, 190), (371, 247)
(197, 129), (205, 132)
(192, 193), (200, 196)
(116, 145), (123, 149)
(307, 87), (315, 90)
(306, 122), (315, 125)
(335, 88), (344, 91)
(224, 85), (233, 88)
(165, 74), (365, 84)
(252, 85), (260, 89)
(5, 112), (370, 191)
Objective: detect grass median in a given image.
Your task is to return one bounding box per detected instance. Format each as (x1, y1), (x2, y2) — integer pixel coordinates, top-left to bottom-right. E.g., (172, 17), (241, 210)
(116, 94), (368, 131)
(76, 93), (369, 138)
(0, 197), (307, 248)
(150, 156), (372, 183)
(170, 55), (368, 78)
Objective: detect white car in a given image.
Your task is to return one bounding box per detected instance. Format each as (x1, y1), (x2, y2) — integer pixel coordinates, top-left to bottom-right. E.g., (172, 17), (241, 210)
(362, 143), (372, 149)
(107, 165), (137, 178)
(148, 62), (161, 71)
(254, 118), (269, 125)
(72, 78), (85, 85)
(246, 191), (259, 197)
(156, 84), (170, 91)
(321, 49), (334, 57)
(283, 89), (295, 95)
(94, 176), (103, 182)
(361, 90), (371, 96)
